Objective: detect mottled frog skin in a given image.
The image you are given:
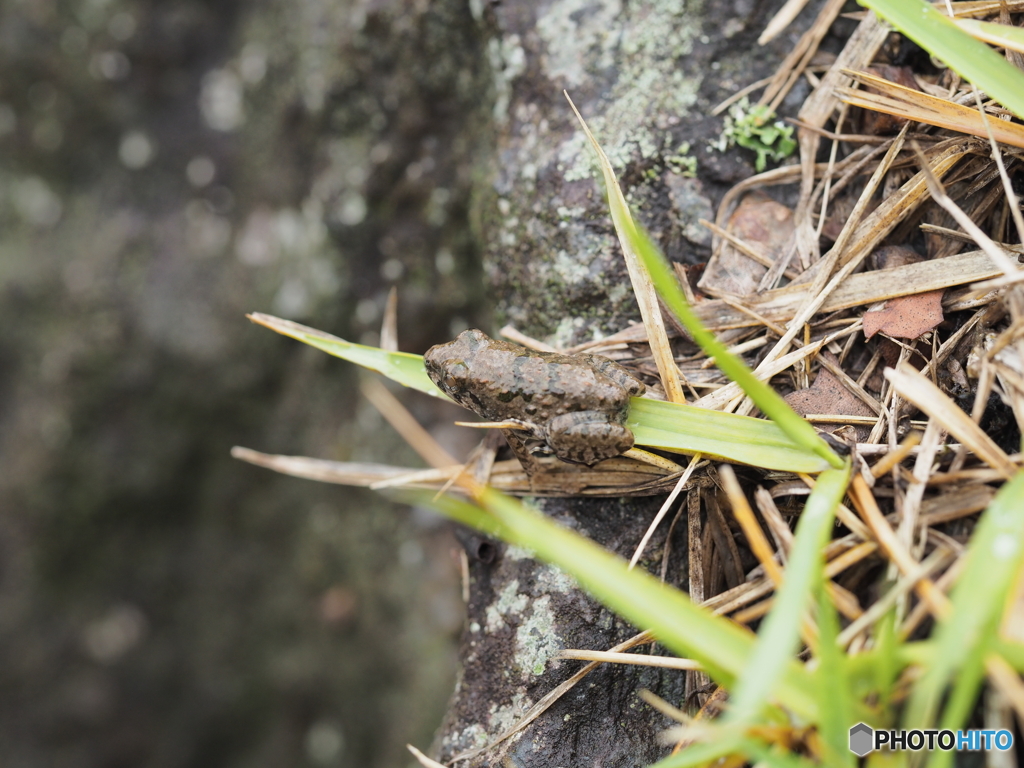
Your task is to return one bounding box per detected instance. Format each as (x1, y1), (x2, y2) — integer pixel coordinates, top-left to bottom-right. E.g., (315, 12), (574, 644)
(424, 329), (645, 465)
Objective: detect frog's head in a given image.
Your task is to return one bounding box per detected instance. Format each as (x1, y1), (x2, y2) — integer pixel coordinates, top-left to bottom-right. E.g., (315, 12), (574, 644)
(423, 329), (490, 400)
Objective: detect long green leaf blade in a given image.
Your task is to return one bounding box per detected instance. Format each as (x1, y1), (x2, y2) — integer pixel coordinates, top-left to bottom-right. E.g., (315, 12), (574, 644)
(871, 609), (900, 725)
(249, 313), (832, 472)
(649, 733), (822, 768)
(569, 103), (842, 469)
(930, 652), (987, 768)
(815, 553), (858, 768)
(956, 18), (1024, 55)
(862, 0), (1024, 120)
(629, 398), (832, 473)
(473, 488), (821, 721)
(248, 312), (440, 396)
(646, 734), (747, 768)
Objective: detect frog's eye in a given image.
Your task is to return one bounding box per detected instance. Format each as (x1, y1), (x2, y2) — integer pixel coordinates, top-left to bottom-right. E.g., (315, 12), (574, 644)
(443, 361), (469, 392)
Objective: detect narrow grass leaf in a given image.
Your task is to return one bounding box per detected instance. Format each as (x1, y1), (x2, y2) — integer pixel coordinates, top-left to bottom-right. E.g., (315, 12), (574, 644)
(955, 18), (1024, 53)
(468, 488), (821, 721)
(993, 638), (1024, 672)
(746, 742), (826, 768)
(847, 636), (913, 707)
(628, 398), (833, 473)
(646, 732), (746, 768)
(250, 312), (834, 473)
(566, 95), (686, 403)
(248, 312), (441, 396)
(904, 471), (1024, 731)
(650, 732), (822, 768)
(898, 638), (1024, 676)
(860, 0), (1024, 120)
(727, 465), (851, 724)
(815, 566), (858, 768)
(569, 95), (840, 470)
(872, 609), (901, 724)
(413, 491), (513, 542)
(930, 652), (988, 768)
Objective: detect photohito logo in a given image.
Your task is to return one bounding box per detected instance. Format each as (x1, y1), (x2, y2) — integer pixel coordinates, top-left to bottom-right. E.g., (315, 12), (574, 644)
(849, 723), (873, 757)
(848, 723), (1014, 756)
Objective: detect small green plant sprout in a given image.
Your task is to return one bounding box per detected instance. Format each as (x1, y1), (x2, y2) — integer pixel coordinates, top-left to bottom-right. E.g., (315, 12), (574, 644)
(712, 97), (797, 172)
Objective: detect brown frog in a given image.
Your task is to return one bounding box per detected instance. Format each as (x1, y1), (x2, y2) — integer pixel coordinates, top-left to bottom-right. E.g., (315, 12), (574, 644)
(424, 329), (645, 465)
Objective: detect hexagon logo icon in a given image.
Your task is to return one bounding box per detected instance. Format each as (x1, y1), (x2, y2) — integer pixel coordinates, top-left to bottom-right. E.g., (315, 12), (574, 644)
(849, 722), (874, 757)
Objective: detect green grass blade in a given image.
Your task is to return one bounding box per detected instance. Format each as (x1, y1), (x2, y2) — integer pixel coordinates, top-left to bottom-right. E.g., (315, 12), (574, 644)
(248, 312), (441, 397)
(429, 486), (827, 767)
(629, 398), (833, 473)
(848, 635), (913, 716)
(904, 471), (1024, 731)
(992, 638), (1024, 672)
(892, 640), (933, 669)
(815, 558), (858, 768)
(956, 18), (1024, 55)
(619, 221), (843, 470)
(872, 608), (900, 725)
(862, 0), (1024, 120)
(746, 743), (825, 768)
(726, 465), (851, 724)
(844, 625), (901, 724)
(929, 652), (987, 768)
(250, 312), (833, 473)
(645, 737), (744, 768)
(409, 491), (513, 541)
(471, 487), (821, 721)
(892, 637), (1024, 676)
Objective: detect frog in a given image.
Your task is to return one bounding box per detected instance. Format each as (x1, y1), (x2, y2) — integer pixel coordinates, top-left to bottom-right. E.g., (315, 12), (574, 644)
(424, 329), (646, 466)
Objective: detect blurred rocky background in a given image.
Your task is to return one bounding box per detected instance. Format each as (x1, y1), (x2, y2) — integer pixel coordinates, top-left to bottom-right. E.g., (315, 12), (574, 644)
(0, 0), (493, 765)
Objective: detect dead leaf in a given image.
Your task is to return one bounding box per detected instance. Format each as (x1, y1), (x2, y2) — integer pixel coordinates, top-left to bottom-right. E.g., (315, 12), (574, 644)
(698, 192), (794, 298)
(861, 246), (947, 340)
(784, 355), (876, 439)
(863, 290), (945, 340)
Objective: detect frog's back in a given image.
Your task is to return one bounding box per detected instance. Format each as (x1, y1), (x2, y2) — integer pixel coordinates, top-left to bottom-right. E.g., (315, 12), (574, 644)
(424, 329), (633, 420)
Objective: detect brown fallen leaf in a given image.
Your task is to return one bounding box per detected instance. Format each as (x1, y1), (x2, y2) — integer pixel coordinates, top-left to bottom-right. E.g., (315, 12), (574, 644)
(862, 245), (946, 340)
(785, 355), (876, 439)
(698, 192), (794, 298)
(863, 289), (946, 340)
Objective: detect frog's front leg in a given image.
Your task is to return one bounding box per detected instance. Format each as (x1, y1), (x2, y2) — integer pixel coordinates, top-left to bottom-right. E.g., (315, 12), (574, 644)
(544, 411), (635, 466)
